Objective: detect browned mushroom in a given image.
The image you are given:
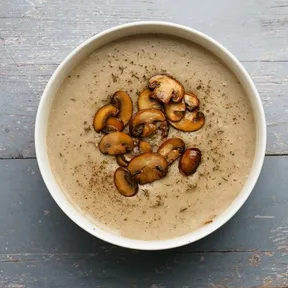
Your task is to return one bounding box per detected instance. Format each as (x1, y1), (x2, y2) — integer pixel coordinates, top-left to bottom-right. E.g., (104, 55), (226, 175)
(149, 75), (185, 104)
(116, 153), (134, 167)
(169, 110), (205, 132)
(102, 117), (124, 133)
(116, 140), (151, 167)
(128, 152), (168, 185)
(138, 89), (162, 110)
(116, 155), (128, 167)
(157, 138), (185, 165)
(141, 123), (158, 137)
(111, 91), (133, 126)
(99, 132), (134, 155)
(93, 104), (119, 132)
(129, 109), (167, 138)
(164, 100), (186, 122)
(184, 92), (200, 111)
(114, 167), (138, 197)
(179, 148), (201, 176)
(142, 121), (169, 138)
(138, 140), (152, 153)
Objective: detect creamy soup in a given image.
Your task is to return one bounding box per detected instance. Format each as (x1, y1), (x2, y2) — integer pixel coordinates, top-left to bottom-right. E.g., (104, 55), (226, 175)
(47, 35), (255, 240)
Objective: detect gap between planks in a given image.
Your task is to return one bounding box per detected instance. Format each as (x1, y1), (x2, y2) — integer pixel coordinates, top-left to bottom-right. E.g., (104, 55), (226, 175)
(0, 250), (277, 263)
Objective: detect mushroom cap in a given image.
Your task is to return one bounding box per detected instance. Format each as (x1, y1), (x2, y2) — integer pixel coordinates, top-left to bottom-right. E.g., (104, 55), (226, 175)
(184, 92), (200, 111)
(102, 117), (124, 134)
(138, 89), (162, 110)
(93, 104), (119, 132)
(157, 138), (185, 165)
(164, 100), (186, 122)
(128, 152), (168, 185)
(179, 148), (201, 176)
(99, 132), (134, 155)
(111, 91), (133, 126)
(129, 109), (166, 137)
(149, 75), (185, 104)
(169, 110), (205, 132)
(114, 167), (138, 197)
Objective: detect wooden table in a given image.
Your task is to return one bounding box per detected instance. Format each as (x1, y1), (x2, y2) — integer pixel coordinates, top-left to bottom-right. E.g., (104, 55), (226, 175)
(1, 0), (288, 287)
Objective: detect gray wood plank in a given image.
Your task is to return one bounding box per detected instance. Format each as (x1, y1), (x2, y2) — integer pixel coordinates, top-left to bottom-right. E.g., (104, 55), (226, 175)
(0, 156), (287, 254)
(1, 0), (288, 287)
(0, 0), (288, 63)
(1, 0), (288, 157)
(1, 61), (288, 158)
(0, 251), (287, 288)
(0, 156), (287, 287)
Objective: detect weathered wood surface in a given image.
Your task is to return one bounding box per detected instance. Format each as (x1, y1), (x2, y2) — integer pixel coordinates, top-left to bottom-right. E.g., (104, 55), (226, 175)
(1, 0), (288, 157)
(0, 157), (287, 287)
(0, 0), (288, 63)
(0, 251), (286, 288)
(1, 0), (288, 287)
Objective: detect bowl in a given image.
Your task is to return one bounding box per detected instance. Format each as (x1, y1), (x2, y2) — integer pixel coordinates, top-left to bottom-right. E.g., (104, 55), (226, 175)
(35, 21), (266, 250)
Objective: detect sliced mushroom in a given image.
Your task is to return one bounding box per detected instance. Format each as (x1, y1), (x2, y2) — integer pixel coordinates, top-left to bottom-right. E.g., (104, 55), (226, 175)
(169, 110), (205, 132)
(116, 153), (134, 167)
(116, 155), (129, 167)
(149, 75), (185, 104)
(184, 92), (200, 111)
(157, 138), (185, 165)
(138, 140), (152, 153)
(116, 140), (152, 166)
(128, 152), (168, 185)
(179, 148), (201, 176)
(102, 117), (124, 133)
(111, 91), (133, 126)
(159, 120), (170, 138)
(164, 100), (186, 122)
(114, 167), (138, 197)
(141, 123), (158, 137)
(138, 89), (162, 110)
(129, 109), (166, 138)
(99, 132), (134, 155)
(93, 104), (118, 132)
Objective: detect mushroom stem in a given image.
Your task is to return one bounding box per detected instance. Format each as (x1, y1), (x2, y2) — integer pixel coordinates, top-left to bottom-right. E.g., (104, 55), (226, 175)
(149, 75), (185, 104)
(157, 138), (185, 165)
(129, 109), (167, 138)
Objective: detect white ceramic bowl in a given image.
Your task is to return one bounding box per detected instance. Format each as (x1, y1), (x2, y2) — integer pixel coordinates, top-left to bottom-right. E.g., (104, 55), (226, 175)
(35, 21), (266, 250)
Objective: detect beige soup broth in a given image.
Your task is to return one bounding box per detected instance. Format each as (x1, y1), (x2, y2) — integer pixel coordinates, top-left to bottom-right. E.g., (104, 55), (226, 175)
(47, 35), (255, 240)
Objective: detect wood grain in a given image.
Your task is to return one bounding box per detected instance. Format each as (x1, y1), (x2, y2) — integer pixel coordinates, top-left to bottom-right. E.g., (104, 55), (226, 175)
(0, 0), (288, 63)
(0, 252), (287, 288)
(1, 0), (288, 287)
(1, 0), (288, 157)
(0, 157), (287, 287)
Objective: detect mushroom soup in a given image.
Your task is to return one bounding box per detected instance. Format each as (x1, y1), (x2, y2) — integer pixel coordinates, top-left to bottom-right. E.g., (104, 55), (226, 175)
(47, 35), (256, 240)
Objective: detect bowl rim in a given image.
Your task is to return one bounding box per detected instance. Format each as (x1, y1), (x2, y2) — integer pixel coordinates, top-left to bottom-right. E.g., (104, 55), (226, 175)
(35, 21), (266, 250)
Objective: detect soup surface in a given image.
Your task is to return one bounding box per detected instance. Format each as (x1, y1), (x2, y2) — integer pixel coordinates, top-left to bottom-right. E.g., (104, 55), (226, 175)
(47, 34), (255, 240)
